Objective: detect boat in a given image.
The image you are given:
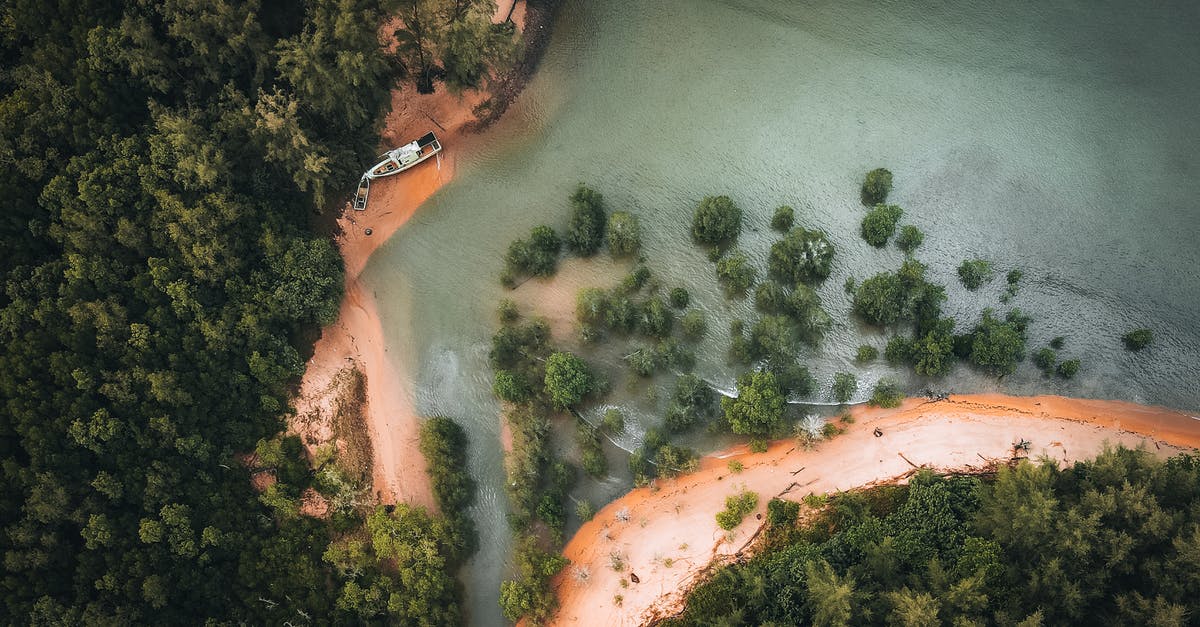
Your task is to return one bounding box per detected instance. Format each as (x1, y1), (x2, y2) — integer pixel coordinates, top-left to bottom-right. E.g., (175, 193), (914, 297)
(365, 131), (442, 180)
(351, 131), (442, 211)
(352, 176), (370, 211)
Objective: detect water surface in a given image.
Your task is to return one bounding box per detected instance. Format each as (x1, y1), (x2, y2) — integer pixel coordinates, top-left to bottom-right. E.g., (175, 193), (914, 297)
(361, 0), (1200, 622)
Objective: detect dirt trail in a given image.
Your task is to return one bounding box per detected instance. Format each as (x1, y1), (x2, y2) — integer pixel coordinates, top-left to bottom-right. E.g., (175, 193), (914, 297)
(549, 394), (1200, 626)
(291, 2), (529, 508)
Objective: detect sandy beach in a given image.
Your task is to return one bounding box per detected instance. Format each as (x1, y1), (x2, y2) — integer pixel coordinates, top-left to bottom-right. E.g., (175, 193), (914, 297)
(548, 394), (1200, 626)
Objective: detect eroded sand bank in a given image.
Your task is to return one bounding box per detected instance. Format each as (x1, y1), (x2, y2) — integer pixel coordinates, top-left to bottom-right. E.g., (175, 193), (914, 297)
(549, 394), (1200, 626)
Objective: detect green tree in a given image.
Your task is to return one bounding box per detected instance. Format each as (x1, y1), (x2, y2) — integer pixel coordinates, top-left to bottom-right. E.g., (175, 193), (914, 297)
(1123, 328), (1153, 351)
(544, 352), (593, 408)
(722, 371), (786, 443)
(716, 250), (757, 297)
(895, 225), (924, 253)
(832, 372), (857, 403)
(566, 184), (606, 256)
(968, 309), (1027, 376)
(771, 205), (795, 231)
(957, 259), (995, 290)
(692, 195), (742, 244)
(870, 378), (904, 408)
(769, 227), (835, 285)
(860, 204), (903, 248)
(607, 210), (641, 257)
(862, 167), (893, 205)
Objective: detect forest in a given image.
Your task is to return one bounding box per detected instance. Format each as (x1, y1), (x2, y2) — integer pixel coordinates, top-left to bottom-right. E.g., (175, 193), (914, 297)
(0, 0), (511, 622)
(665, 447), (1200, 626)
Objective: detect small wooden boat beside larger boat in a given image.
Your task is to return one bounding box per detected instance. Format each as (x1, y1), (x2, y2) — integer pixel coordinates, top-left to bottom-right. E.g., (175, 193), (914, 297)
(351, 131), (442, 211)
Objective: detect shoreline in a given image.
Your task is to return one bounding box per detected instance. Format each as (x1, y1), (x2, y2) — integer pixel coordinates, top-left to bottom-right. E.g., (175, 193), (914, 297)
(548, 394), (1200, 626)
(292, 1), (544, 508)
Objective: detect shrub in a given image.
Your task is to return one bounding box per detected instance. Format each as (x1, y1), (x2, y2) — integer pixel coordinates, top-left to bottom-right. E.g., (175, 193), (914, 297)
(869, 378), (904, 408)
(785, 284), (831, 344)
(885, 336), (914, 364)
(544, 352), (593, 408)
(601, 408), (625, 434)
(968, 309), (1027, 376)
(728, 460), (745, 474)
(493, 370), (532, 403)
(749, 315), (799, 363)
(754, 281), (787, 313)
(621, 265), (651, 293)
(497, 298), (520, 324)
(716, 490), (759, 530)
(856, 345), (879, 363)
(1057, 359), (1080, 379)
(566, 184), (606, 256)
(852, 272), (906, 326)
(769, 228), (835, 286)
(911, 319), (956, 377)
(576, 500), (595, 521)
(716, 250), (757, 297)
(656, 445), (699, 478)
(669, 287), (690, 308)
(628, 347), (661, 377)
(575, 288), (609, 329)
(639, 297), (674, 337)
(666, 374), (716, 432)
(767, 498), (800, 526)
(681, 310), (707, 340)
(657, 339), (695, 371)
(1122, 328), (1153, 351)
(721, 370), (786, 440)
(503, 225), (561, 283)
(577, 426), (607, 478)
(861, 168), (893, 205)
(692, 195), (742, 244)
(606, 210), (641, 257)
(771, 205), (795, 231)
(957, 259), (995, 290)
(1049, 336), (1065, 350)
(1034, 347), (1057, 373)
(896, 225), (924, 253)
(861, 204), (903, 247)
(832, 372), (857, 404)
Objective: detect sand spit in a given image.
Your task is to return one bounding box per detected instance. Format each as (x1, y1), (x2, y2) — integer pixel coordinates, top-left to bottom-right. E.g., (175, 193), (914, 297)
(548, 394), (1200, 626)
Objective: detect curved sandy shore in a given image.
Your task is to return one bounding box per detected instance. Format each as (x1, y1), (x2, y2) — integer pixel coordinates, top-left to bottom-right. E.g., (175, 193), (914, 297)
(548, 394), (1200, 626)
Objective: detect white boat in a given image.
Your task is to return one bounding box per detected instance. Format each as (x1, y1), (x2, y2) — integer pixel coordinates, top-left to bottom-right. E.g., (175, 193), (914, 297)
(365, 131), (442, 180)
(352, 131), (442, 211)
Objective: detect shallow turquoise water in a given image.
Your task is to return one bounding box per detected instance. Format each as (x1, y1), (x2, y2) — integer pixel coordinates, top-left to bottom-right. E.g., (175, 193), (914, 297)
(361, 0), (1200, 622)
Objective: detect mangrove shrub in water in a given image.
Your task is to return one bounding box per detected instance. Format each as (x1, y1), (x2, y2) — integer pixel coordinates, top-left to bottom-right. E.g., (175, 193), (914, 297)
(543, 351), (593, 408)
(861, 167), (894, 205)
(692, 195), (743, 244)
(716, 250), (757, 297)
(860, 203), (903, 247)
(566, 184), (606, 256)
(1123, 328), (1154, 351)
(771, 205), (795, 231)
(503, 225), (561, 285)
(722, 370), (787, 448)
(769, 227), (835, 285)
(895, 224), (924, 253)
(607, 210), (641, 257)
(957, 258), (995, 290)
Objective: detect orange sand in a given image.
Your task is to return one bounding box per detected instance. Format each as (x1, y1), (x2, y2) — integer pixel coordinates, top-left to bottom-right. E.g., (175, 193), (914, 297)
(549, 394), (1200, 626)
(292, 0), (527, 507)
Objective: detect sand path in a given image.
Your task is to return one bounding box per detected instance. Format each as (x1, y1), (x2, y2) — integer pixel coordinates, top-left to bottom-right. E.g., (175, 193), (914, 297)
(548, 394), (1200, 626)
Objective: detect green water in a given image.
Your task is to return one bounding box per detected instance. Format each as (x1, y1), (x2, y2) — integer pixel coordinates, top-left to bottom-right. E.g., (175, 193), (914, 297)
(360, 0), (1200, 622)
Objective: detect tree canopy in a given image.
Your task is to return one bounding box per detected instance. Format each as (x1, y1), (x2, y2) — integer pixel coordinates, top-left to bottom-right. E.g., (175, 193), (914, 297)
(722, 370), (787, 444)
(692, 195), (743, 244)
(668, 448), (1200, 626)
(769, 227), (835, 285)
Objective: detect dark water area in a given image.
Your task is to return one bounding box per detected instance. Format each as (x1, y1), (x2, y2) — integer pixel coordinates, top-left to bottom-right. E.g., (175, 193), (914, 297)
(361, 0), (1200, 622)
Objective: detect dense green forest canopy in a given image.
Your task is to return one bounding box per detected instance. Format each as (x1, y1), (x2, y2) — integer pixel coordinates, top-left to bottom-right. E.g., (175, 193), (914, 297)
(0, 0), (497, 622)
(665, 447), (1200, 626)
